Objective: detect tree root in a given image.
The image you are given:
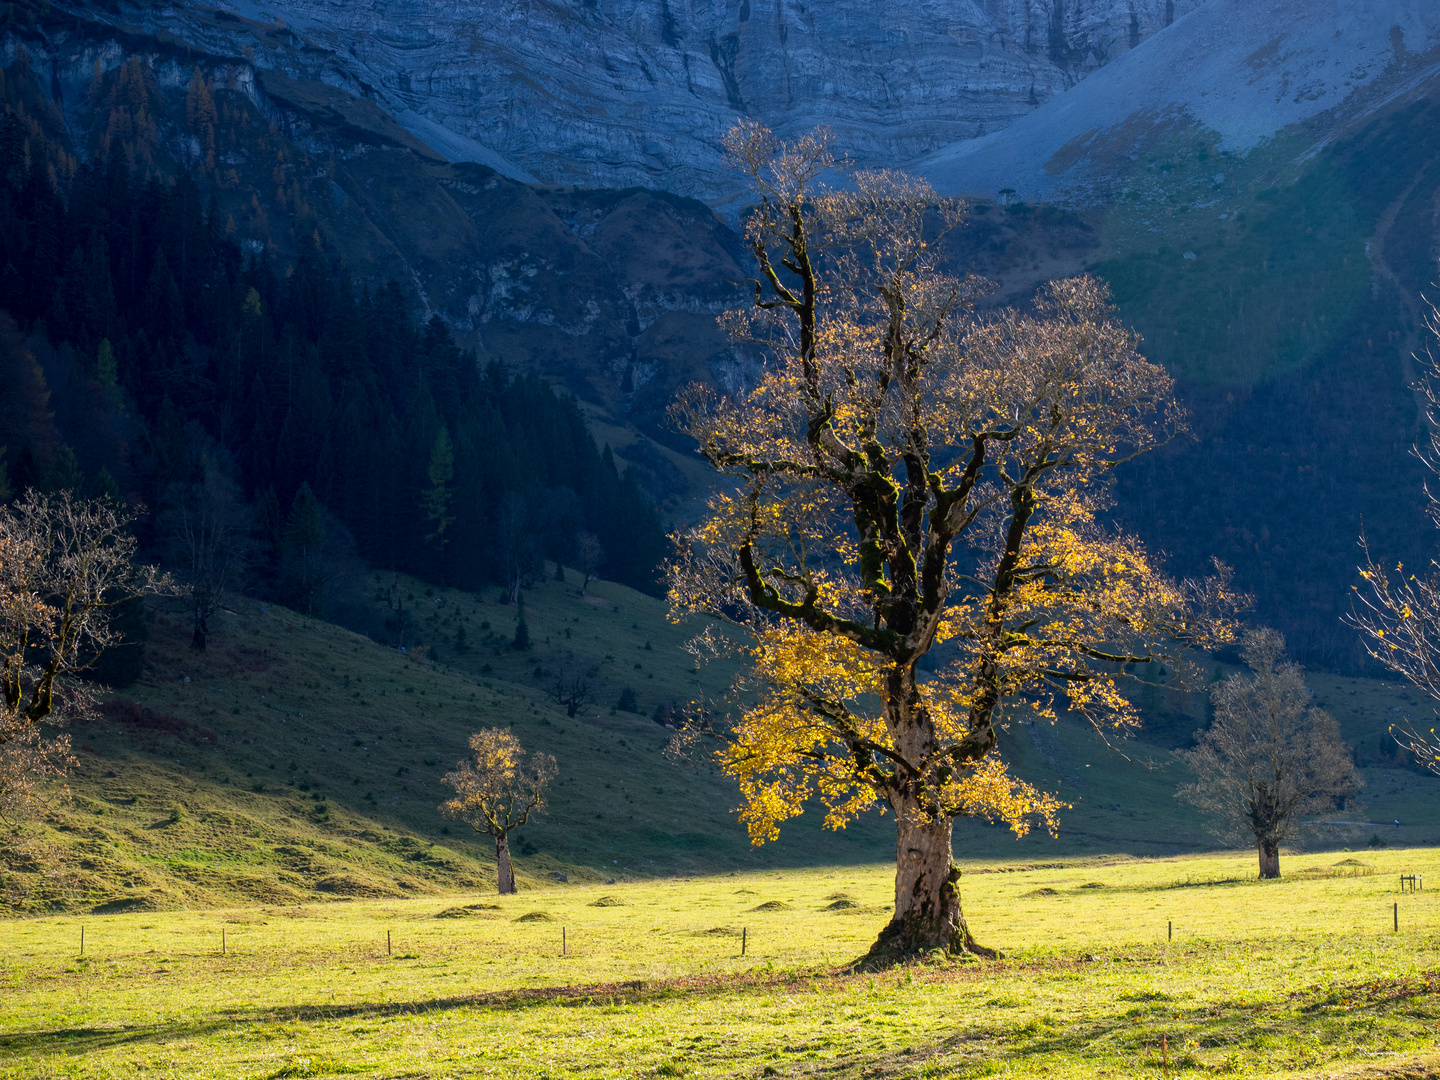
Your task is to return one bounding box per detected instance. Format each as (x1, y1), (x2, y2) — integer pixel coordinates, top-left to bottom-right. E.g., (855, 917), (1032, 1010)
(849, 918), (1001, 970)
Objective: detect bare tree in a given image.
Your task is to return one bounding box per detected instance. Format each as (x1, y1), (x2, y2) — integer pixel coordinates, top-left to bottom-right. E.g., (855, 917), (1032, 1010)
(1353, 297), (1440, 772)
(0, 722), (76, 826)
(498, 493), (533, 604)
(549, 662), (594, 718)
(383, 572), (411, 650)
(574, 530), (605, 596)
(439, 728), (556, 894)
(160, 467), (253, 650)
(0, 490), (162, 818)
(1178, 629), (1361, 879)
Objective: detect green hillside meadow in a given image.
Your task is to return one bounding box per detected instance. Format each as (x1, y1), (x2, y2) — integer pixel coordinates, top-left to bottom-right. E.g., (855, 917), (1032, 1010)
(5, 564), (1439, 913)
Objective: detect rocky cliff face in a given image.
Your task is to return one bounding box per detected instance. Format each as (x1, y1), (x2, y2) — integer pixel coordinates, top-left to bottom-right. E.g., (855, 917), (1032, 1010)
(54, 0), (1204, 206)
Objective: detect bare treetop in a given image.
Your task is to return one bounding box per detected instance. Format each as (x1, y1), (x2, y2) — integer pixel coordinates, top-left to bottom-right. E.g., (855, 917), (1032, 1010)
(2, 490), (165, 742)
(1, 490), (167, 822)
(1178, 628), (1361, 879)
(1352, 297), (1440, 773)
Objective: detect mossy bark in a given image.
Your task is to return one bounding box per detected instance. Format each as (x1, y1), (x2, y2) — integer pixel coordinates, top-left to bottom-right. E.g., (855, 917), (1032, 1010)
(860, 808), (995, 966)
(1258, 836), (1281, 879)
(495, 833), (516, 894)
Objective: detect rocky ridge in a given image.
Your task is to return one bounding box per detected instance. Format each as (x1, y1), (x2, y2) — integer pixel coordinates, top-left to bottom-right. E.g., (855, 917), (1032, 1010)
(920, 0), (1440, 203)
(49, 0), (1205, 206)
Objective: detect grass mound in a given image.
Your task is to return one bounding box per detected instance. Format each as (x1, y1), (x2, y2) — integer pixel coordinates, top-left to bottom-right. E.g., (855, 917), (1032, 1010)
(825, 899), (860, 910)
(1079, 882), (1107, 889)
(434, 905), (503, 919)
(588, 896), (626, 907)
(690, 926), (741, 936)
(514, 911), (555, 922)
(91, 890), (174, 914)
(1296, 864), (1377, 879)
(314, 873), (403, 898)
(749, 900), (791, 911)
(1022, 887), (1060, 898)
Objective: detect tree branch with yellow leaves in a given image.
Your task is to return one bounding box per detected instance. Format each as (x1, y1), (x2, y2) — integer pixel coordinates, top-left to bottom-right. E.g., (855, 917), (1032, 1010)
(1352, 295), (1440, 773)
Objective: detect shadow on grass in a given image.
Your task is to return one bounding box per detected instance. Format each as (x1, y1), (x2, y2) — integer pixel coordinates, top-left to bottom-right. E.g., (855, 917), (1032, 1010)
(4, 961), (1437, 1074)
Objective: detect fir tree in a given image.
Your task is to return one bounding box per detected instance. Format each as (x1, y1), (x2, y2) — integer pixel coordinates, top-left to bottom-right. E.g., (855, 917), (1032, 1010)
(281, 482), (326, 618)
(421, 426), (455, 549)
(49, 445), (82, 493)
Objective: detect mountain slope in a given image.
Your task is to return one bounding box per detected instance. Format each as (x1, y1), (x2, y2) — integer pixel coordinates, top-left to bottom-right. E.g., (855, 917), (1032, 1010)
(920, 0), (1440, 205)
(3, 570), (890, 913)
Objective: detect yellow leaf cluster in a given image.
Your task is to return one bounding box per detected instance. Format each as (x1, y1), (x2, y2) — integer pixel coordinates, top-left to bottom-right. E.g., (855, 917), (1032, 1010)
(933, 754), (1069, 838)
(438, 728), (556, 839)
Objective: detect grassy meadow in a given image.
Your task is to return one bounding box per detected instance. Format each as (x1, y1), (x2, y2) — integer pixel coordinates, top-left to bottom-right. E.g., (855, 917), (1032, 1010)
(3, 848), (1438, 1078)
(7, 561), (1439, 916)
(3, 564), (1440, 1078)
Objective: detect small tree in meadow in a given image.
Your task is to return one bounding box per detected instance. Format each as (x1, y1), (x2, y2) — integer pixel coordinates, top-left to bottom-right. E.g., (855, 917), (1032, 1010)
(439, 729), (556, 894)
(575, 530), (605, 596)
(1178, 629), (1361, 879)
(1, 490), (166, 821)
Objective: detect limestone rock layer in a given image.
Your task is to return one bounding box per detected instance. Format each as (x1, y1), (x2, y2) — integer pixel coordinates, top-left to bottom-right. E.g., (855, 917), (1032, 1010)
(62, 0), (1202, 204)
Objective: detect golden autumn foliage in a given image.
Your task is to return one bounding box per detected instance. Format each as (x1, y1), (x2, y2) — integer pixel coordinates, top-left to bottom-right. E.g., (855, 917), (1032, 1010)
(439, 728), (556, 837)
(439, 728), (556, 894)
(668, 124), (1242, 956)
(719, 621), (1068, 844)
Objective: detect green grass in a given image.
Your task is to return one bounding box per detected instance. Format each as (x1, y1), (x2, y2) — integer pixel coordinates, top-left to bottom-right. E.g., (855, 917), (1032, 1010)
(2, 850), (1438, 1078)
(1088, 128), (1370, 388)
(5, 560), (1439, 913)
(0, 569), (901, 912)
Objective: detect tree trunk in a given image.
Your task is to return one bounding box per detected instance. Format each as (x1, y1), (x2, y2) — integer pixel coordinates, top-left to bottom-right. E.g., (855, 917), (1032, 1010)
(191, 611), (207, 651)
(861, 805), (994, 965)
(495, 833), (516, 894)
(1258, 836), (1281, 879)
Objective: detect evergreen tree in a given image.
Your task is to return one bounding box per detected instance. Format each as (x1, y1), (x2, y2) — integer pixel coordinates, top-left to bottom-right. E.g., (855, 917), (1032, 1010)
(421, 426), (455, 550)
(0, 71), (667, 603)
(48, 445), (82, 493)
(281, 482), (326, 618)
(90, 466), (121, 504)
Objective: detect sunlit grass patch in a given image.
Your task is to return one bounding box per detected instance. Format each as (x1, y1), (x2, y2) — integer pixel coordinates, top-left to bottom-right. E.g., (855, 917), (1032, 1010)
(2, 849), (1438, 1078)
